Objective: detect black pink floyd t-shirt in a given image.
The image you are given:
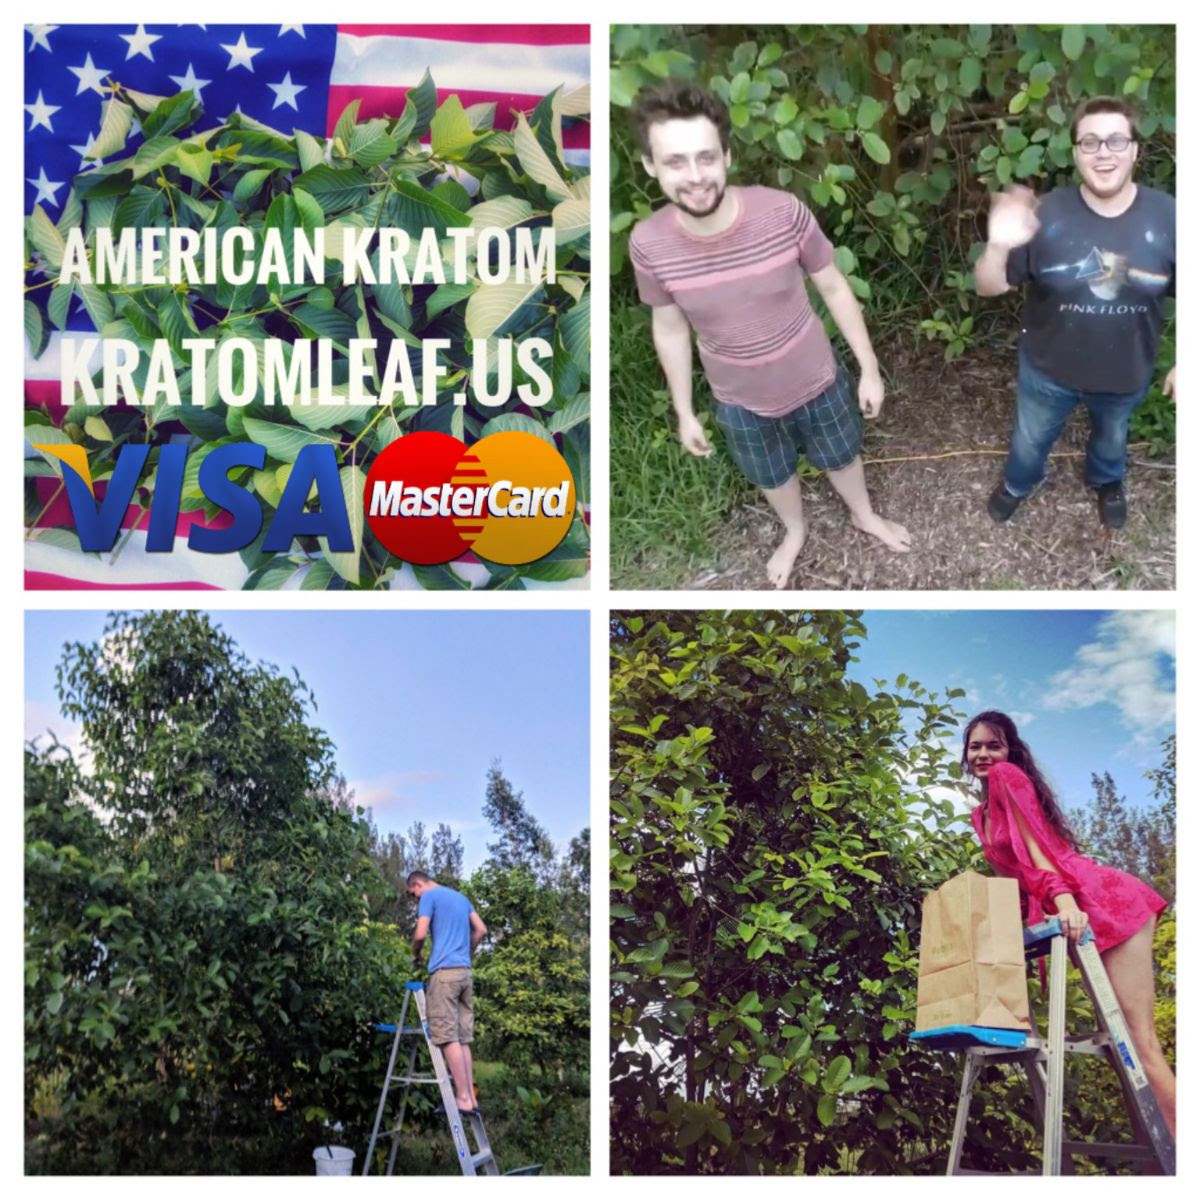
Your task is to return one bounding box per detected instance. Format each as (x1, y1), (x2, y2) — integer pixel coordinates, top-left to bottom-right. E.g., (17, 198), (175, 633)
(1006, 184), (1175, 394)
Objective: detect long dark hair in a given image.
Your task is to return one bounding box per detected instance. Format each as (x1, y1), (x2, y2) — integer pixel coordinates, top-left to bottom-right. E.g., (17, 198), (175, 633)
(962, 710), (1079, 848)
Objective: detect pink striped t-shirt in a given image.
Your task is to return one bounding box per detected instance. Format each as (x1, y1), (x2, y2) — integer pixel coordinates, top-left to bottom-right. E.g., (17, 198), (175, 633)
(630, 185), (837, 416)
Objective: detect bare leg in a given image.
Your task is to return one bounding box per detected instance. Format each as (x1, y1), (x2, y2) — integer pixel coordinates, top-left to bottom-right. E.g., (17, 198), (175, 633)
(760, 476), (808, 589)
(1100, 918), (1175, 1137)
(441, 1041), (476, 1111)
(824, 456), (911, 552)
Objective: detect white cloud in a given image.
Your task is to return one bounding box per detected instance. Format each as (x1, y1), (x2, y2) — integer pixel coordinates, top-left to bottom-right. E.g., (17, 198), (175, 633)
(348, 769), (446, 813)
(1044, 611), (1175, 735)
(24, 700), (82, 757)
(1008, 710), (1037, 728)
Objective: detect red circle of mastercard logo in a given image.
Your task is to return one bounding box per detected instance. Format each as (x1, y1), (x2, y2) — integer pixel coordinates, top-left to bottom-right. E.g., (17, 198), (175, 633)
(364, 430), (576, 566)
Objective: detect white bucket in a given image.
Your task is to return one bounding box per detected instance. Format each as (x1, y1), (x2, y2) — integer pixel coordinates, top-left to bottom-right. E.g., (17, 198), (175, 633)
(313, 1145), (355, 1176)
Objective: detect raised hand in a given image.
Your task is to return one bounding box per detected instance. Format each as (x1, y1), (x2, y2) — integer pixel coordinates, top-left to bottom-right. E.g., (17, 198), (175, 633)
(987, 185), (1041, 250)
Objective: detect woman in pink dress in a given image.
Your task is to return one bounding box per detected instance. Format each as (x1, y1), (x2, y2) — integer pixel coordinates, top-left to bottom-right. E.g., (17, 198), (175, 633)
(962, 710), (1175, 1136)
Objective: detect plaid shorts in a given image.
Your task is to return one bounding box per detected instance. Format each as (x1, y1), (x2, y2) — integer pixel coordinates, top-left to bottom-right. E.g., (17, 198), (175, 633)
(713, 363), (863, 488)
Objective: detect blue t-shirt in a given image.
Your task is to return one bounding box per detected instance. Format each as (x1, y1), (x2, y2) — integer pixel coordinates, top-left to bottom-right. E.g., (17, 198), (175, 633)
(418, 885), (475, 973)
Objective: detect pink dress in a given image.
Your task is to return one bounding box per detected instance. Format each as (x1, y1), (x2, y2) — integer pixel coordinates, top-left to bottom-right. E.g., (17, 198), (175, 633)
(970, 761), (1167, 953)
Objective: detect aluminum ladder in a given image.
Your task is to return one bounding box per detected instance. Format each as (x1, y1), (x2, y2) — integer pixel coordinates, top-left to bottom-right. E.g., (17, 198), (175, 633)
(362, 980), (499, 1176)
(915, 916), (1174, 1175)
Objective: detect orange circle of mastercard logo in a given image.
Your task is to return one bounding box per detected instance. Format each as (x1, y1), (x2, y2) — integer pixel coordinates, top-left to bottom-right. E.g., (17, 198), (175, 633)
(364, 430), (576, 566)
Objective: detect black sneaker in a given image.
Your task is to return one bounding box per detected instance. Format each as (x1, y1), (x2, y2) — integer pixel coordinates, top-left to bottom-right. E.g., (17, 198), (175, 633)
(1097, 482), (1127, 530)
(987, 481), (1024, 522)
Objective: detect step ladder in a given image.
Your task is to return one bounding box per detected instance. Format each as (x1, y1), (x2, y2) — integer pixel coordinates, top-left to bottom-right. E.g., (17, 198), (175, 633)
(911, 917), (1174, 1175)
(362, 981), (499, 1177)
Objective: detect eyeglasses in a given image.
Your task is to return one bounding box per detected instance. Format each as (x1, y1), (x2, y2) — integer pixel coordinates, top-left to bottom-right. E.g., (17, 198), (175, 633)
(1074, 134), (1136, 154)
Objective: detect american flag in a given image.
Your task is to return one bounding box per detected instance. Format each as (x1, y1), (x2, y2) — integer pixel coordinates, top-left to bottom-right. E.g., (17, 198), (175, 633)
(24, 23), (590, 589)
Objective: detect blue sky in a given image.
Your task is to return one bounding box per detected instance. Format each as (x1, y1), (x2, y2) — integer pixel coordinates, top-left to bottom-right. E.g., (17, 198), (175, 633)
(25, 610), (589, 871)
(848, 610), (1175, 814)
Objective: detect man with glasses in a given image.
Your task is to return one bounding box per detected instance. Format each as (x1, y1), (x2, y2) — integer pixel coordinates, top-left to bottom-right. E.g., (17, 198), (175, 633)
(407, 870), (488, 1114)
(975, 96), (1175, 530)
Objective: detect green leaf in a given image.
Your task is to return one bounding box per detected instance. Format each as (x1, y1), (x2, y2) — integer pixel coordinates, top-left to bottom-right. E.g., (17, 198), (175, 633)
(24, 300), (48, 358)
(293, 166), (370, 214)
(349, 119), (399, 168)
(333, 99), (362, 152)
(816, 1094), (837, 1127)
(295, 129), (326, 173)
(480, 412), (557, 446)
(468, 196), (535, 231)
(552, 197), (589, 245)
(1062, 26), (1086, 62)
(425, 282), (475, 321)
(131, 136), (179, 180)
(861, 132), (891, 164)
(28, 205), (66, 271)
(548, 392), (589, 436)
(325, 464), (366, 585)
(234, 168), (274, 205)
(959, 57), (983, 94)
(93, 97), (133, 159)
(403, 69), (438, 138)
(176, 141), (214, 186)
(242, 418), (341, 464)
(464, 279), (544, 339)
(777, 129), (804, 160)
(430, 96), (477, 158)
(856, 96), (886, 130)
(513, 112), (571, 202)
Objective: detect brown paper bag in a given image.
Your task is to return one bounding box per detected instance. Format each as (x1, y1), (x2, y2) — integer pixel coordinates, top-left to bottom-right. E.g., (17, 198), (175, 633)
(915, 871), (1031, 1032)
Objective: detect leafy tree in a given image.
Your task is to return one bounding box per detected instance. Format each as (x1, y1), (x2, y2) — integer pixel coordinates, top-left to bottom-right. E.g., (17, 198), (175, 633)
(484, 762), (556, 881)
(26, 612), (409, 1173)
(610, 610), (1001, 1174)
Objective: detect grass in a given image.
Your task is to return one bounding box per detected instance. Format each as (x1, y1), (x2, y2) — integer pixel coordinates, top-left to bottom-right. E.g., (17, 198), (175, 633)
(370, 1061), (588, 1176)
(610, 300), (751, 588)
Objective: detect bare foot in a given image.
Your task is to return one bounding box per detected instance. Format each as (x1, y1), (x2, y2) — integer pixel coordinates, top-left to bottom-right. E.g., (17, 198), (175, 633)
(852, 513), (912, 552)
(766, 526), (807, 589)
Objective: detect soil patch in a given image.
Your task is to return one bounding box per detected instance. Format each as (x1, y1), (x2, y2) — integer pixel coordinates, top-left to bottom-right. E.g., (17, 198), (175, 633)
(684, 339), (1175, 591)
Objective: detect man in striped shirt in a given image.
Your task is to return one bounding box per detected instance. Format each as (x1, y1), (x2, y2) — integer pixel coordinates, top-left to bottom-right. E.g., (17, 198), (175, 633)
(628, 81), (910, 588)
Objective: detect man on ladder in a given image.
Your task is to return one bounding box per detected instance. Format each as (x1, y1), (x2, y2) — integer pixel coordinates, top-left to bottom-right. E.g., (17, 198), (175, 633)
(407, 869), (489, 1116)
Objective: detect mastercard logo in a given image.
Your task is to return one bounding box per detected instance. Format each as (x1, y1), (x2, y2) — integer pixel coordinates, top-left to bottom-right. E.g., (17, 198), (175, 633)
(365, 430), (576, 565)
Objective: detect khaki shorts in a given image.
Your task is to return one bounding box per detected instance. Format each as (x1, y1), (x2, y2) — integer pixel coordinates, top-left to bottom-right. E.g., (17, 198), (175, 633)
(426, 967), (473, 1045)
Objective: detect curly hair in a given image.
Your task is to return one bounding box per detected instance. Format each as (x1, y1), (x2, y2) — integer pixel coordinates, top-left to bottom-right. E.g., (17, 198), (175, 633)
(629, 80), (731, 156)
(962, 710), (1080, 848)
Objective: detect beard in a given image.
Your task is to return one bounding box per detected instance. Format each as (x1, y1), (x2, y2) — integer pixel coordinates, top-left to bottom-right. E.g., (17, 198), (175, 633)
(671, 182), (726, 218)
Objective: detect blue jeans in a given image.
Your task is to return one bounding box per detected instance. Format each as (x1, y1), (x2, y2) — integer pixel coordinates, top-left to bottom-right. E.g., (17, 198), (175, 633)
(1003, 350), (1150, 497)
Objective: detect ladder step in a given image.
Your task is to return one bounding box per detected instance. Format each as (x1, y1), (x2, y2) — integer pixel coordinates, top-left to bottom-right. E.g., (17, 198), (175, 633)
(471, 1152), (495, 1168)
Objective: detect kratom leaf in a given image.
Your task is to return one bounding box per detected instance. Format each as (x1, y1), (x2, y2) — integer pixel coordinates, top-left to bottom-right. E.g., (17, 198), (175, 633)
(131, 136), (180, 180)
(294, 129), (326, 173)
(324, 464), (366, 584)
(93, 98), (133, 160)
(28, 206), (66, 271)
(242, 417), (341, 464)
(431, 96), (477, 157)
(513, 112), (572, 202)
(464, 278), (544, 339)
(468, 196), (535, 230)
(552, 197), (589, 244)
(480, 412), (557, 446)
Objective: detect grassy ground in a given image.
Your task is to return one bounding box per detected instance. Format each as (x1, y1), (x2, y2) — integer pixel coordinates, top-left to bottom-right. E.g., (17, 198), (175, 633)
(611, 301), (1175, 591)
(370, 1061), (589, 1176)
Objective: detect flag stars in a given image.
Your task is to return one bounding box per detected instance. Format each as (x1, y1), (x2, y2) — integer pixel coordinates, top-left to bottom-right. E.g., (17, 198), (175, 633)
(25, 90), (61, 132)
(26, 25), (58, 52)
(279, 25), (306, 37)
(268, 71), (306, 111)
(221, 31), (263, 72)
(120, 24), (162, 62)
(68, 53), (112, 96)
(169, 63), (212, 102)
(70, 131), (103, 170)
(27, 167), (65, 207)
